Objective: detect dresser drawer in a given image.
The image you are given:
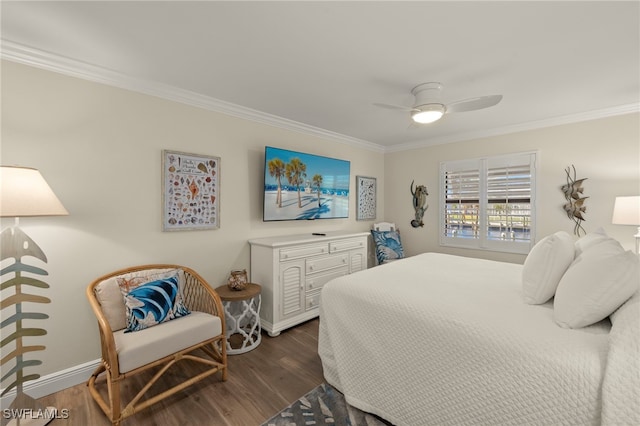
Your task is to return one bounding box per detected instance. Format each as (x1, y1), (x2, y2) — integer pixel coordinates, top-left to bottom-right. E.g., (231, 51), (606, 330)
(306, 267), (348, 292)
(306, 254), (348, 274)
(279, 243), (329, 261)
(329, 238), (366, 253)
(306, 292), (321, 311)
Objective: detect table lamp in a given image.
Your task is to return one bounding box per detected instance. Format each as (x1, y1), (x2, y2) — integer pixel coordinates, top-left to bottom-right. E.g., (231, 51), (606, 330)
(612, 195), (640, 254)
(1, 166), (68, 425)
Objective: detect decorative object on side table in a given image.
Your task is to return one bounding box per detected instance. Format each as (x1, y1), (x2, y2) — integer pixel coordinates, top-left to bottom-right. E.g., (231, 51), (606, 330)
(215, 283), (262, 355)
(410, 180), (428, 228)
(356, 176), (376, 221)
(227, 269), (248, 291)
(0, 166), (68, 426)
(561, 165), (588, 236)
(612, 195), (640, 254)
(162, 150), (220, 231)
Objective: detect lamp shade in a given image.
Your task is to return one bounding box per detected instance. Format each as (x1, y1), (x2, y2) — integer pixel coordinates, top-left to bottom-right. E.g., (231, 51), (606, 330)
(0, 166), (68, 217)
(612, 196), (640, 225)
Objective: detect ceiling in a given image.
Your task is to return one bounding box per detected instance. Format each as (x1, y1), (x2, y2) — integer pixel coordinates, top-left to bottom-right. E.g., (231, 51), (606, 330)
(2, 1), (639, 152)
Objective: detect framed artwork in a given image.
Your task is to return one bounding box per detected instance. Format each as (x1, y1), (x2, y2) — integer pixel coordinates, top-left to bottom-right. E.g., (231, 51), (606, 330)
(162, 150), (220, 231)
(356, 176), (376, 221)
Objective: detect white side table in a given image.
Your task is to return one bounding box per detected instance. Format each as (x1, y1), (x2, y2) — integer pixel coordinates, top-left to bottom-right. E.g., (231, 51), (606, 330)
(215, 283), (262, 355)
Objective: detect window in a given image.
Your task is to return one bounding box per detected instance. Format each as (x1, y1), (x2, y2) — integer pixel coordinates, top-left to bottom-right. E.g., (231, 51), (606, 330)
(440, 152), (536, 254)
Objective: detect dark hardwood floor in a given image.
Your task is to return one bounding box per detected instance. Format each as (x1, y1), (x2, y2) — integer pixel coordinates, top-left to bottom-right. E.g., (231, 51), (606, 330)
(37, 319), (324, 425)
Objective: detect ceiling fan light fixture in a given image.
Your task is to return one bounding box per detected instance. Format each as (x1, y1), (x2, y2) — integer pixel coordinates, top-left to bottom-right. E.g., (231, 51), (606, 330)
(411, 104), (445, 124)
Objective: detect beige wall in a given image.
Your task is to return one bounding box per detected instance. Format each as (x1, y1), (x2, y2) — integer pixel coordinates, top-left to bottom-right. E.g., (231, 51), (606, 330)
(0, 61), (384, 376)
(384, 113), (640, 263)
(1, 59), (638, 385)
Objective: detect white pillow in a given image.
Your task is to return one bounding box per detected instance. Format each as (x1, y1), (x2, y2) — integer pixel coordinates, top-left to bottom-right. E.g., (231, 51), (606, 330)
(574, 227), (608, 256)
(522, 231), (575, 304)
(610, 290), (639, 326)
(554, 243), (639, 329)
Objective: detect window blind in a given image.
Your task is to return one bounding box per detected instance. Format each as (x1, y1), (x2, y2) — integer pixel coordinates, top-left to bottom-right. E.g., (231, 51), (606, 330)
(444, 168), (480, 239)
(486, 163), (532, 242)
(440, 152), (536, 254)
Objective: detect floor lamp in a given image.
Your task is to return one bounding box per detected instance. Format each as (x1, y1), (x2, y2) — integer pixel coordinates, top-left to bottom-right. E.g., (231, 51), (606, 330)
(1, 166), (68, 426)
(612, 196), (640, 255)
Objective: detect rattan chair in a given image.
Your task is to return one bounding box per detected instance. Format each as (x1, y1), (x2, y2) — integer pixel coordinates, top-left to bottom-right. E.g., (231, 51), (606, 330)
(86, 264), (228, 425)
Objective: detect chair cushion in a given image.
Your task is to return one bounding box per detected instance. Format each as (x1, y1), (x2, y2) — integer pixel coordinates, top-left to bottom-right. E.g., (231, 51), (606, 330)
(371, 229), (404, 264)
(122, 275), (190, 333)
(94, 276), (129, 331)
(113, 311), (222, 373)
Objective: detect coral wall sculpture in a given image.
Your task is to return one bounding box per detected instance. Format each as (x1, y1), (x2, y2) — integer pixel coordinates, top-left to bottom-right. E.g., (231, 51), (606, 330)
(410, 180), (429, 228)
(561, 165), (588, 236)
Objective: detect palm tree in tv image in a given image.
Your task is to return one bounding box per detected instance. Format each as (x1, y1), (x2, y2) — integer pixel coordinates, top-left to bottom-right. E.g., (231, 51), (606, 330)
(312, 174), (323, 208)
(268, 157), (285, 207)
(285, 158), (307, 208)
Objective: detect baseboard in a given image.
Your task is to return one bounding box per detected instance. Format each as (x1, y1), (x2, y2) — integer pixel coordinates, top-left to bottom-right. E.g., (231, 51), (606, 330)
(0, 359), (101, 408)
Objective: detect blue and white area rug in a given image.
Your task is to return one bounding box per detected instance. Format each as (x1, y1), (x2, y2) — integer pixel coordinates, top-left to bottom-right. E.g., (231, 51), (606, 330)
(261, 383), (393, 426)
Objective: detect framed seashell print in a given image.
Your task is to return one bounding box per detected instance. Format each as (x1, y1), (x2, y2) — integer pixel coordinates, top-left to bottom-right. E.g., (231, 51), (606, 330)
(356, 176), (376, 221)
(162, 150), (220, 231)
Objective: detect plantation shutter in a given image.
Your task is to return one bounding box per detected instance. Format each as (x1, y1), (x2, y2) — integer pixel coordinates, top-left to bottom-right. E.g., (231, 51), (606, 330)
(443, 161), (480, 239)
(440, 152), (536, 254)
(485, 154), (533, 242)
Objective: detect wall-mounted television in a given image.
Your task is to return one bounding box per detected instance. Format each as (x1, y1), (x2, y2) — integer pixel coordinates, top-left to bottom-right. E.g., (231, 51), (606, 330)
(263, 146), (350, 221)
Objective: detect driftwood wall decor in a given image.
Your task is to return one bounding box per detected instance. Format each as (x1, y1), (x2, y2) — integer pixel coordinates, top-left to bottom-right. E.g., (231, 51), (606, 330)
(410, 180), (428, 228)
(561, 165), (588, 236)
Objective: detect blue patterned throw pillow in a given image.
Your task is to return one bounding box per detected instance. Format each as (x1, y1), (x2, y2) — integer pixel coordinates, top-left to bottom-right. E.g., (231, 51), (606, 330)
(123, 275), (190, 333)
(371, 229), (405, 264)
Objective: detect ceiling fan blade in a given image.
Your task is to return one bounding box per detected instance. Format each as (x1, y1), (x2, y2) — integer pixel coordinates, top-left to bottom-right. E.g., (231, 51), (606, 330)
(372, 102), (417, 112)
(446, 94), (503, 113)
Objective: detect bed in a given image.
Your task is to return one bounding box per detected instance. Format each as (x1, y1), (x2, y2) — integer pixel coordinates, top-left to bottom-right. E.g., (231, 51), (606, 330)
(318, 247), (639, 426)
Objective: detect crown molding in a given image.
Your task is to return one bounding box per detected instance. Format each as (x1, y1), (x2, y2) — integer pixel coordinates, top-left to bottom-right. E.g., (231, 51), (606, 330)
(385, 103), (640, 153)
(0, 40), (385, 153)
(2, 40), (636, 155)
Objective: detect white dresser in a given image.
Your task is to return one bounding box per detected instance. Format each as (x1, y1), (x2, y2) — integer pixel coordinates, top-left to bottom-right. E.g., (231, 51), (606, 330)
(249, 231), (369, 336)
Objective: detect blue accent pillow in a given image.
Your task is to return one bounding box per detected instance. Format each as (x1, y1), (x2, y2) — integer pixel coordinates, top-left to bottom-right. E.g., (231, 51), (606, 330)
(371, 230), (405, 264)
(123, 275), (190, 333)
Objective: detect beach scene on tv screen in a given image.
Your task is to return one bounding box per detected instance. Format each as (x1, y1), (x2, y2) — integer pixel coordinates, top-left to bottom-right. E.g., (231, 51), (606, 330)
(264, 147), (350, 221)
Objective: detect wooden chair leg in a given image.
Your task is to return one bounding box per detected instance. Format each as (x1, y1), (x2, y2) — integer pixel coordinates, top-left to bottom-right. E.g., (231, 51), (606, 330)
(221, 345), (228, 381)
(106, 371), (121, 425)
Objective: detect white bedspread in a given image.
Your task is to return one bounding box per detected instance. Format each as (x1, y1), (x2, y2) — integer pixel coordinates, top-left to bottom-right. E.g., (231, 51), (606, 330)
(601, 293), (640, 426)
(318, 253), (634, 426)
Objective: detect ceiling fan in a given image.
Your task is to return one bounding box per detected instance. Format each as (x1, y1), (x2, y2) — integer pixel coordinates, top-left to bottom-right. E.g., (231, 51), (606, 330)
(374, 82), (502, 124)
